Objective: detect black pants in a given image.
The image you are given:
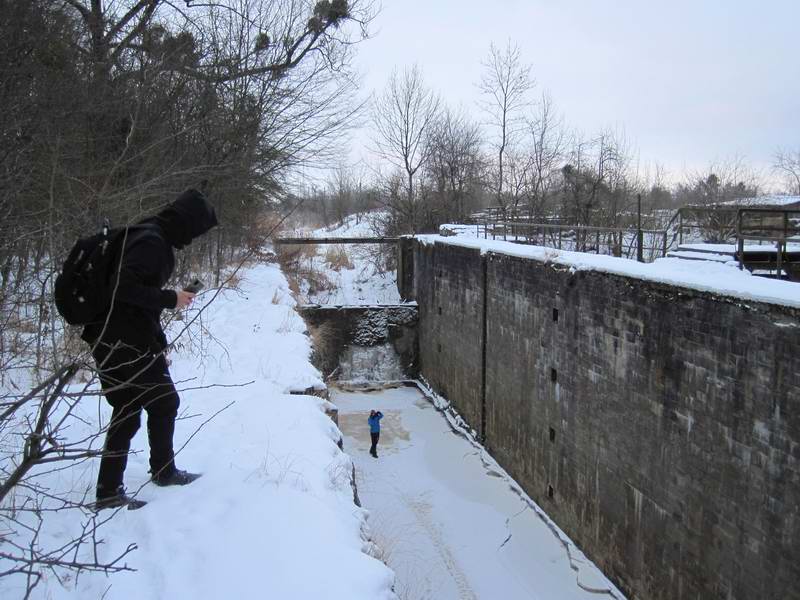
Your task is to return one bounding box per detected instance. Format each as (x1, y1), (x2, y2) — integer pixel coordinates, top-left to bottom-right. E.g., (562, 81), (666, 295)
(93, 343), (179, 496)
(370, 431), (379, 456)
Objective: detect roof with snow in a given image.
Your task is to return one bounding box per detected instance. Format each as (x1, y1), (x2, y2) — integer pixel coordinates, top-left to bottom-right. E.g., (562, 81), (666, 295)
(718, 195), (800, 207)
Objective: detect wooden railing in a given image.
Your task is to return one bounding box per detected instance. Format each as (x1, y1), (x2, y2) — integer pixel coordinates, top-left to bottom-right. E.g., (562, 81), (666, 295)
(736, 208), (800, 276)
(480, 220), (670, 262)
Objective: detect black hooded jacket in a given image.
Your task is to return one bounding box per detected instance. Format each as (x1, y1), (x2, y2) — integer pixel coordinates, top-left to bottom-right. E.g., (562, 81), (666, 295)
(82, 189), (218, 352)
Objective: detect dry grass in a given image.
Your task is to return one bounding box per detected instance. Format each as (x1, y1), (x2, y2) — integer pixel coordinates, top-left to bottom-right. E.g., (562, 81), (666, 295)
(279, 267), (333, 305)
(286, 275), (301, 296)
(305, 269), (334, 298)
(276, 243), (319, 270)
(276, 245), (302, 269)
(308, 320), (338, 373)
(225, 269), (244, 290)
(276, 240), (330, 303)
(324, 245), (353, 271)
(246, 213), (285, 252)
(300, 243), (319, 260)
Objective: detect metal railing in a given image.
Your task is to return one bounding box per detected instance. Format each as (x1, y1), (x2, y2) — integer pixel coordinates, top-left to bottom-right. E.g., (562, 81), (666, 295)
(468, 205), (800, 276)
(481, 220), (669, 262)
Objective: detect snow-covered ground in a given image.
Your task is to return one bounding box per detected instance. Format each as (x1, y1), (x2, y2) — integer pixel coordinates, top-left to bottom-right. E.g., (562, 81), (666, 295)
(1, 260), (395, 600)
(313, 214), (384, 239)
(2, 232), (628, 600)
(335, 385), (625, 600)
(286, 213), (401, 305)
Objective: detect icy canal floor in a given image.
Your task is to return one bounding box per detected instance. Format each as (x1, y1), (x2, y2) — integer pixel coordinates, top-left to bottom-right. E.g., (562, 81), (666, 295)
(334, 385), (625, 600)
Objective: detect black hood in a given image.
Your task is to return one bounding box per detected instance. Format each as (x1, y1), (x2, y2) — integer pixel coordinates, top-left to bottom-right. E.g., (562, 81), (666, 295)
(147, 189), (218, 249)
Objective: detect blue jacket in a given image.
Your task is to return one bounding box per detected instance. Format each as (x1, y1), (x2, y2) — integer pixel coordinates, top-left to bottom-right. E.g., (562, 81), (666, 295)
(368, 412), (383, 433)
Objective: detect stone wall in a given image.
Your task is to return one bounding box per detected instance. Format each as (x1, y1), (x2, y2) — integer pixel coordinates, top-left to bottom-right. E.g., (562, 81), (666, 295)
(413, 243), (486, 434)
(400, 237), (800, 600)
(297, 305), (418, 381)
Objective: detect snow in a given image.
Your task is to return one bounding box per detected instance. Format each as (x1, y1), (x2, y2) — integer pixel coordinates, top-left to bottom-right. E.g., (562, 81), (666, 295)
(415, 235), (800, 309)
(667, 250), (734, 262)
(1, 261), (395, 600)
(316, 213), (386, 238)
(339, 344), (407, 383)
(718, 195), (800, 207)
(335, 385), (625, 600)
(678, 242), (800, 254)
(440, 223), (675, 262)
(1, 209), (648, 600)
(286, 213), (401, 305)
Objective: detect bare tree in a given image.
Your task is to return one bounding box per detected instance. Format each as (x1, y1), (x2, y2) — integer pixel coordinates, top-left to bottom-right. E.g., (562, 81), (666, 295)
(326, 164), (358, 226)
(523, 93), (566, 220)
(773, 148), (800, 195)
(673, 157), (762, 242)
(478, 40), (534, 215)
(1, 2), (374, 596)
(678, 157), (762, 206)
(60, 0), (371, 83)
(560, 130), (629, 227)
(425, 107), (485, 222)
(372, 64), (440, 233)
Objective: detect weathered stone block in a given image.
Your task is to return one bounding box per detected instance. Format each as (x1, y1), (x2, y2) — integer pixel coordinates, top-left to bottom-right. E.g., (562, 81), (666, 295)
(408, 238), (800, 600)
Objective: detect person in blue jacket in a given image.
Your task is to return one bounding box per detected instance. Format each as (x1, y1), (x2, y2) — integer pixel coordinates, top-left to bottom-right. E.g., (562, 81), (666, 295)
(368, 410), (384, 458)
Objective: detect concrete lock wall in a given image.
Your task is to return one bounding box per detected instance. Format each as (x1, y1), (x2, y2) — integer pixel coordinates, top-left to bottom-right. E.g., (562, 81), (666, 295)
(297, 305), (418, 380)
(399, 237), (800, 600)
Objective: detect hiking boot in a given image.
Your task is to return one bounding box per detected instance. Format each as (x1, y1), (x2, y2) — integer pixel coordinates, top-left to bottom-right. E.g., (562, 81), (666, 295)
(94, 486), (147, 511)
(152, 469), (201, 487)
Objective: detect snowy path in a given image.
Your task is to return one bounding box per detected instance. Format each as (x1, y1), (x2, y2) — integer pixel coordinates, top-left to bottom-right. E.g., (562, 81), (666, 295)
(2, 263), (396, 600)
(334, 386), (625, 600)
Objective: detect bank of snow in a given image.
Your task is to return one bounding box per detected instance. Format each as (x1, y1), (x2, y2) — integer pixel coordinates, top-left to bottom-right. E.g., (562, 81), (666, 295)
(288, 212), (400, 305)
(416, 235), (800, 309)
(1, 260), (395, 600)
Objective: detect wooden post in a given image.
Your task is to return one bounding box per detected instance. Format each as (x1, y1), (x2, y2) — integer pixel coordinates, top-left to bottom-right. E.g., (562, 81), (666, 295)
(636, 194), (644, 262)
(736, 209), (744, 270)
(396, 239), (404, 299)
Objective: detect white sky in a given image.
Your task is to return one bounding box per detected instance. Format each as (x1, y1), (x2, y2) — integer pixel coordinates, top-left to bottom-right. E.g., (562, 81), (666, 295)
(350, 0), (800, 185)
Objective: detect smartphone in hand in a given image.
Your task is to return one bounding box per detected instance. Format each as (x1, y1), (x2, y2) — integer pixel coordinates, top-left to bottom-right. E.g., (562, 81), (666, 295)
(184, 279), (205, 294)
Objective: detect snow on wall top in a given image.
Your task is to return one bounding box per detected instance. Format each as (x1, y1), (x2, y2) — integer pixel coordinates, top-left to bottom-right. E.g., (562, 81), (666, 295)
(413, 234), (800, 310)
(718, 195), (800, 207)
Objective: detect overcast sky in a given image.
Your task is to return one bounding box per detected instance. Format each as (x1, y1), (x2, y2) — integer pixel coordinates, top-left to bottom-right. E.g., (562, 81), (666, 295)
(351, 0), (800, 186)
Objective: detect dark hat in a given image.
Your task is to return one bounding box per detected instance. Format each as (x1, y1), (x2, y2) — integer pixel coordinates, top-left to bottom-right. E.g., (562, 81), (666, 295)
(155, 189), (218, 249)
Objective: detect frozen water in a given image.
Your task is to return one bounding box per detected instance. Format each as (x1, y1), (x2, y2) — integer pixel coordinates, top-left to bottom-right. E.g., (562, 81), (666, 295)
(334, 386), (626, 600)
(338, 343), (406, 383)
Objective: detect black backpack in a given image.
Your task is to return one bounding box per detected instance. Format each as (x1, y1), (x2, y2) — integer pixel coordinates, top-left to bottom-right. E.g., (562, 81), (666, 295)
(54, 225), (145, 325)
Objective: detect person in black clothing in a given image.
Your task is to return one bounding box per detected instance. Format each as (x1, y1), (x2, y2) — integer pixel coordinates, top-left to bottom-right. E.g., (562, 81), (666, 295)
(82, 189), (218, 510)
